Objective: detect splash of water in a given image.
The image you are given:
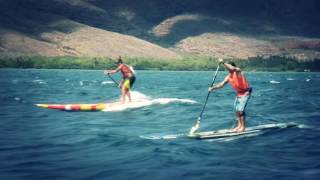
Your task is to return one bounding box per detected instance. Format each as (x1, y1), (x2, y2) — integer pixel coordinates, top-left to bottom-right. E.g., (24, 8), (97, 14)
(32, 79), (47, 84)
(270, 80), (280, 84)
(101, 81), (114, 85)
(103, 91), (197, 112)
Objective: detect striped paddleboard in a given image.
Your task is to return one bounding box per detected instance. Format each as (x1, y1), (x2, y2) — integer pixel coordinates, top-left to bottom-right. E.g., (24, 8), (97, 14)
(36, 103), (107, 111)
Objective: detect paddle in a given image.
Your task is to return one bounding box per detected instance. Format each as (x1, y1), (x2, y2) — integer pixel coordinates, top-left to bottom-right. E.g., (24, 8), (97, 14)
(106, 72), (120, 87)
(189, 63), (220, 134)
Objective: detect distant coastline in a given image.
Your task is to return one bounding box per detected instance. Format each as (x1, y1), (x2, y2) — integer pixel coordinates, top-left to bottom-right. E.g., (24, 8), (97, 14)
(0, 56), (319, 72)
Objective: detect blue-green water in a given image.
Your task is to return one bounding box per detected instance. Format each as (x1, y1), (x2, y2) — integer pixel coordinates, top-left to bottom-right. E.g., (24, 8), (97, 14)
(0, 69), (320, 180)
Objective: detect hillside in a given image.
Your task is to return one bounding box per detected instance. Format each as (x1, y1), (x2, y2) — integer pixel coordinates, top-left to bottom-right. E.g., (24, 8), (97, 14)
(0, 21), (180, 59)
(0, 0), (320, 60)
(0, 0), (181, 59)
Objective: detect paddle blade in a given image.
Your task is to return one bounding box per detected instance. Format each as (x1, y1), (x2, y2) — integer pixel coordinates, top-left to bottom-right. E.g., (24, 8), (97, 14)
(189, 119), (201, 134)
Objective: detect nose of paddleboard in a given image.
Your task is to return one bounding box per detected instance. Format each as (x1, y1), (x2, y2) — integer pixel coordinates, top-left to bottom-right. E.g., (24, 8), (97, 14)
(36, 104), (48, 108)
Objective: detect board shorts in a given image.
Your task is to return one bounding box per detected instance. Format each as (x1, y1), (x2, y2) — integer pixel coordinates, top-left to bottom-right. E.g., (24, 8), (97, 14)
(234, 94), (250, 112)
(122, 76), (136, 89)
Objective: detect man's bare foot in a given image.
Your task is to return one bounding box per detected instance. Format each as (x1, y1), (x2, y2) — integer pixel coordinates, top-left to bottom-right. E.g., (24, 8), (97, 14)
(231, 127), (240, 132)
(236, 128), (245, 132)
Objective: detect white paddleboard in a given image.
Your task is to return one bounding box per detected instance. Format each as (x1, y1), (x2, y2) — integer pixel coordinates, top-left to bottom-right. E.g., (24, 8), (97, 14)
(187, 122), (298, 139)
(141, 122), (299, 140)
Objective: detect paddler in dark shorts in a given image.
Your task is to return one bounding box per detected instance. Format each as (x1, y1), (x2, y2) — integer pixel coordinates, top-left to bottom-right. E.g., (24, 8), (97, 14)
(208, 58), (252, 132)
(105, 56), (136, 103)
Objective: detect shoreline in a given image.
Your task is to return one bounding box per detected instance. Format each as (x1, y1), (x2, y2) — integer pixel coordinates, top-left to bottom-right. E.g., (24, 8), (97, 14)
(0, 56), (319, 72)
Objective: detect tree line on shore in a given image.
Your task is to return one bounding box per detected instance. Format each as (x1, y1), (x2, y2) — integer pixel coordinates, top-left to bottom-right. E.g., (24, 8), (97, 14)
(0, 55), (319, 71)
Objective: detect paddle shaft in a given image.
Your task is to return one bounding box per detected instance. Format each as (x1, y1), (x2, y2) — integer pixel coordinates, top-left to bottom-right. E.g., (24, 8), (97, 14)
(107, 74), (120, 87)
(197, 64), (220, 121)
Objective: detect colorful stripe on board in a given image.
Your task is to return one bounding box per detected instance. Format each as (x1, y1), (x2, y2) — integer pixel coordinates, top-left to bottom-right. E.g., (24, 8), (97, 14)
(36, 103), (107, 111)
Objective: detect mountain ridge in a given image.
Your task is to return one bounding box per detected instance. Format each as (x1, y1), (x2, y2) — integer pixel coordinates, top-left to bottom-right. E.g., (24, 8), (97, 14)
(0, 0), (319, 60)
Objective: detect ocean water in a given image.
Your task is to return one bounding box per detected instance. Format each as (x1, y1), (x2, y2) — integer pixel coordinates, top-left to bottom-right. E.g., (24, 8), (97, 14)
(0, 69), (320, 180)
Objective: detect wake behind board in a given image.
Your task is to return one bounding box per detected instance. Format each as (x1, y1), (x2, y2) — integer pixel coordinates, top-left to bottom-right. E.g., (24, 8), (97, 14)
(187, 122), (298, 139)
(36, 103), (107, 111)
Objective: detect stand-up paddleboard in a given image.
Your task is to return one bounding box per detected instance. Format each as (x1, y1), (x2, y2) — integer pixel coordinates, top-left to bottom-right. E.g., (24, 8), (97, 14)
(36, 103), (107, 111)
(140, 122), (299, 140)
(187, 122), (298, 139)
(36, 91), (197, 112)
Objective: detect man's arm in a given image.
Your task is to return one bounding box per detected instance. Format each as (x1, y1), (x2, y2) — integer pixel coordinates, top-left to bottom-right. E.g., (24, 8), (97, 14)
(219, 58), (240, 72)
(208, 75), (229, 92)
(104, 66), (121, 75)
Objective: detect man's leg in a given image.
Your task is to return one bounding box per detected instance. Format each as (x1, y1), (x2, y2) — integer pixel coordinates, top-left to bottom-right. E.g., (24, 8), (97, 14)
(124, 79), (132, 102)
(121, 86), (126, 103)
(235, 95), (250, 132)
(231, 112), (240, 131)
(232, 111), (241, 131)
(232, 97), (240, 131)
(126, 88), (131, 102)
(237, 111), (245, 132)
(122, 79), (131, 103)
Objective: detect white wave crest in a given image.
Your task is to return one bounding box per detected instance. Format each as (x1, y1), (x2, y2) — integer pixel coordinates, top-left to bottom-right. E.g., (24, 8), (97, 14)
(103, 91), (197, 112)
(140, 133), (184, 140)
(101, 81), (114, 85)
(153, 98), (197, 104)
(32, 79), (47, 84)
(270, 80), (280, 84)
